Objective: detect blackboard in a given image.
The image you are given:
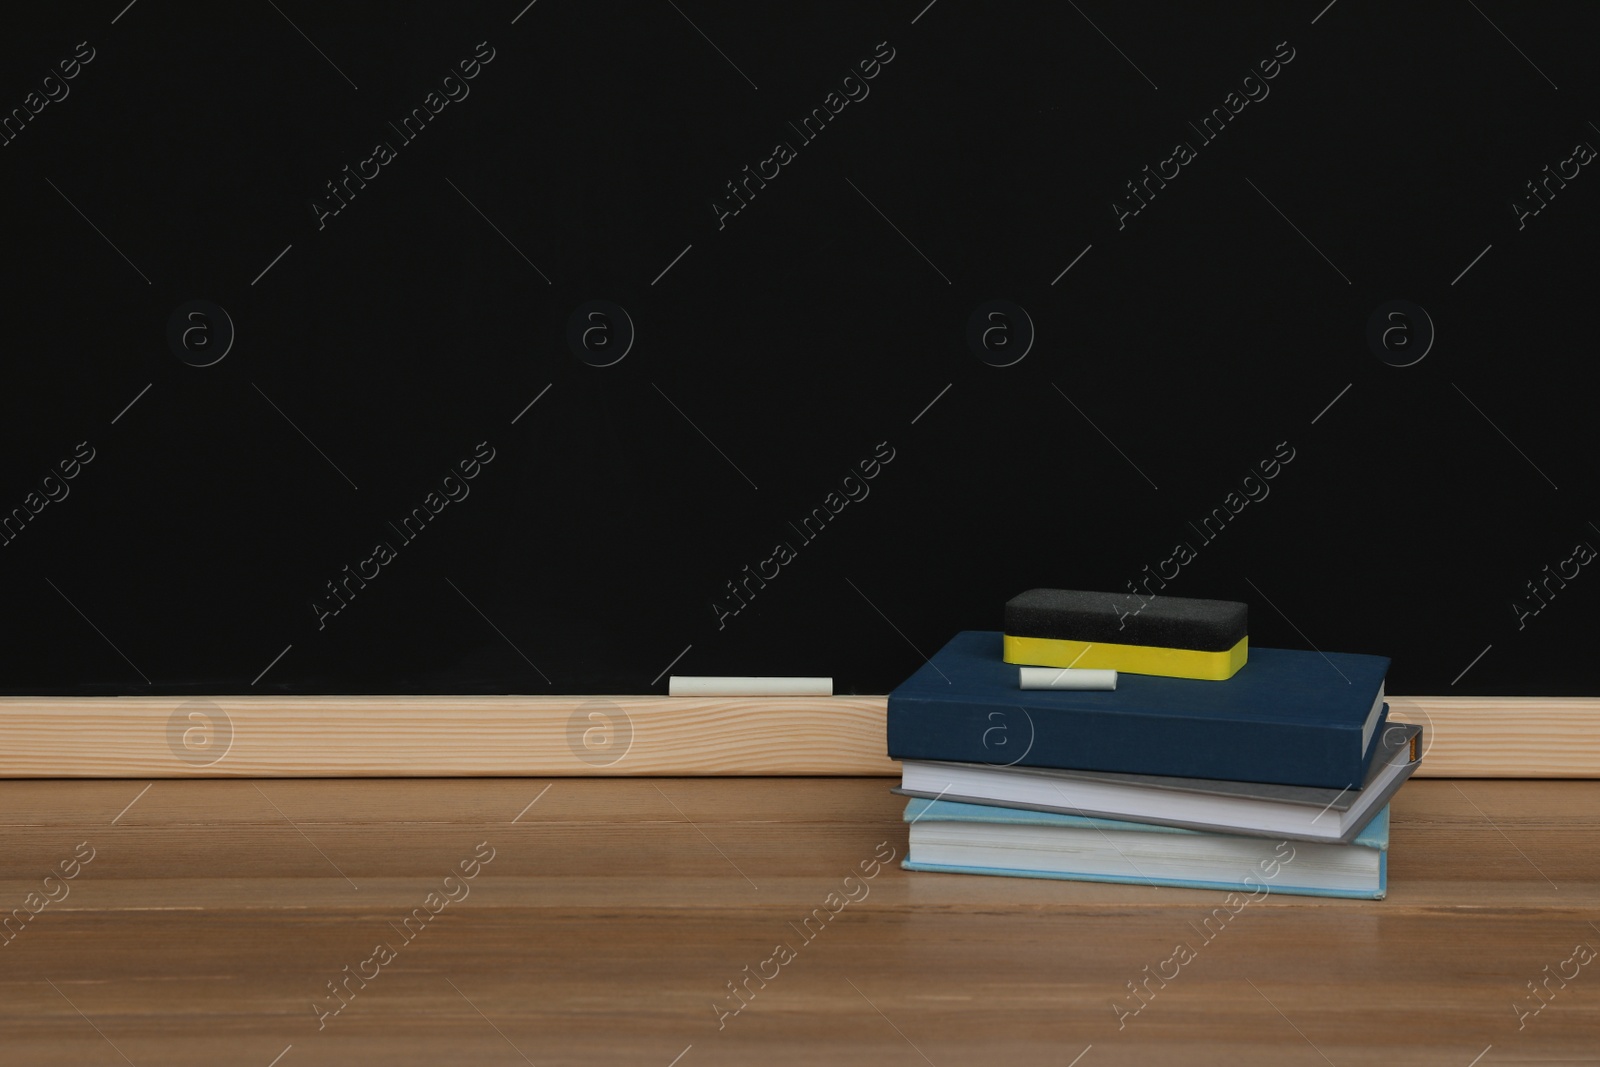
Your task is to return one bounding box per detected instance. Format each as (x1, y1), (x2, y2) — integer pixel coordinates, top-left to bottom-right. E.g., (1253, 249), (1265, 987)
(3, 3), (1595, 696)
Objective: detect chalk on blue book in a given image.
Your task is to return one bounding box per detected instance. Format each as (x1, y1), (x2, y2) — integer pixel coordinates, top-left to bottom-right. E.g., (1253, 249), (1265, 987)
(902, 797), (1389, 899)
(888, 631), (1390, 789)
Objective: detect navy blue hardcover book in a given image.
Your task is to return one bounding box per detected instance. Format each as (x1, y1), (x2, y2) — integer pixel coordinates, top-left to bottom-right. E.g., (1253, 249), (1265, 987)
(887, 631), (1390, 788)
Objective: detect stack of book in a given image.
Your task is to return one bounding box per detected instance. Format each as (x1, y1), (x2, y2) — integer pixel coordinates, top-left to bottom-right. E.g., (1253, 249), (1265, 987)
(886, 595), (1421, 899)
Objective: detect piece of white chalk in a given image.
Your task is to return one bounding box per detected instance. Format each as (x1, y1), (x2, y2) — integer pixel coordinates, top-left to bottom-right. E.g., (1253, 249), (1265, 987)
(668, 676), (833, 697)
(1019, 667), (1117, 691)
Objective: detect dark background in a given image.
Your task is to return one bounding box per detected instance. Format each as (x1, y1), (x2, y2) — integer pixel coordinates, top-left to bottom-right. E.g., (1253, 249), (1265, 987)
(2, 2), (1594, 696)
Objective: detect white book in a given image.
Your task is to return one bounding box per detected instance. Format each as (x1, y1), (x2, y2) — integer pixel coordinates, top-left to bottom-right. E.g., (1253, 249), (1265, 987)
(895, 722), (1422, 844)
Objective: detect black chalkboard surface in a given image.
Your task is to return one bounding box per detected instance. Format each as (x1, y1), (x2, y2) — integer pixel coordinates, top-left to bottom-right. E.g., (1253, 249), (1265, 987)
(3, 3), (1595, 696)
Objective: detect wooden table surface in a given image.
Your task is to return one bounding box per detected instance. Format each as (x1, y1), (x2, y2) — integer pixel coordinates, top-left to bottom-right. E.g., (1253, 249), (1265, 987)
(1, 778), (1596, 1066)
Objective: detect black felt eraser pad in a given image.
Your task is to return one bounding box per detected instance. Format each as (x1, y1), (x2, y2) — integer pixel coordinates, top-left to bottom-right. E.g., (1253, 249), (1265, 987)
(1004, 589), (1247, 652)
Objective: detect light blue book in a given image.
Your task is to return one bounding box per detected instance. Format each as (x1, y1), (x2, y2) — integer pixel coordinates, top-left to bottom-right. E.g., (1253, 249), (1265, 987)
(902, 798), (1389, 899)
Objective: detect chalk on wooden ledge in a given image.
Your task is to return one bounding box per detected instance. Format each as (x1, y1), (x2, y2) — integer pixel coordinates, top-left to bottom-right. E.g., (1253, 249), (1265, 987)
(1018, 667), (1118, 691)
(668, 676), (833, 697)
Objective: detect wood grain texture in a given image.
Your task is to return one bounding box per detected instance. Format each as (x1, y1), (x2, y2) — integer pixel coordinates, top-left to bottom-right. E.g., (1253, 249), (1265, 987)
(1385, 696), (1600, 776)
(0, 695), (898, 777)
(0, 777), (1596, 1065)
(0, 695), (1597, 777)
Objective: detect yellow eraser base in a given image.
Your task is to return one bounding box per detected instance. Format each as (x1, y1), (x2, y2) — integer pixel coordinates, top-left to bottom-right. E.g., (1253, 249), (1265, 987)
(1002, 633), (1248, 681)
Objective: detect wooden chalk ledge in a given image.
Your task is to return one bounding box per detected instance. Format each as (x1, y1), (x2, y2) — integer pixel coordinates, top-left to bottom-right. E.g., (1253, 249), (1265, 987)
(0, 695), (1594, 778)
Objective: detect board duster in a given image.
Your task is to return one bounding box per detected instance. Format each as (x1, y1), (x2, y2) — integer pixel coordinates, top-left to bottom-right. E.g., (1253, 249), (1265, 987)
(1003, 589), (1247, 680)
